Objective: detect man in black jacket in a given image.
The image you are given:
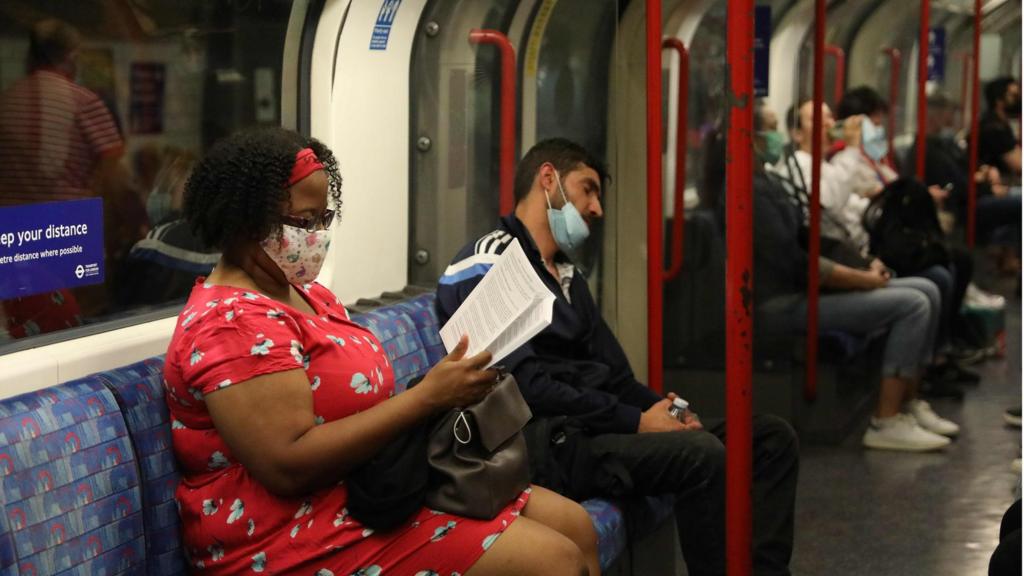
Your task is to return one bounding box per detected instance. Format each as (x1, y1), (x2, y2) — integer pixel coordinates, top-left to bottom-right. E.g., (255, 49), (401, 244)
(436, 138), (799, 576)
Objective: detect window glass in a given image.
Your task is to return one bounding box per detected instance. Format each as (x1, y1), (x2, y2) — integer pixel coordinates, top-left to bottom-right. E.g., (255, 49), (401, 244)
(0, 0), (295, 349)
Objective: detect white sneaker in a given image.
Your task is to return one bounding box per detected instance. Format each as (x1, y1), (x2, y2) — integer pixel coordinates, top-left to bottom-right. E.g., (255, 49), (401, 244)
(907, 399), (961, 437)
(862, 414), (951, 452)
(964, 283), (1006, 310)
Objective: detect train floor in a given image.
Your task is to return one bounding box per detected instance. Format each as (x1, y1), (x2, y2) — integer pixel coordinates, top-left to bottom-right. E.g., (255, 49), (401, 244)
(791, 297), (1022, 575)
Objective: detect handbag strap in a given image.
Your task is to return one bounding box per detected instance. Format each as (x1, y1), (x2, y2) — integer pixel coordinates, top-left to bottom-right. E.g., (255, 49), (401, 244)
(454, 411), (472, 445)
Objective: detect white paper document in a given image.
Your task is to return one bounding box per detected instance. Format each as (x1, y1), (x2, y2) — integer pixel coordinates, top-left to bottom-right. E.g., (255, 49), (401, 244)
(439, 238), (555, 367)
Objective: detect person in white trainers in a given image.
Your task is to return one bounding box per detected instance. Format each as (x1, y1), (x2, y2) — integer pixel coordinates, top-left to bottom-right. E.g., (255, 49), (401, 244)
(745, 102), (961, 453)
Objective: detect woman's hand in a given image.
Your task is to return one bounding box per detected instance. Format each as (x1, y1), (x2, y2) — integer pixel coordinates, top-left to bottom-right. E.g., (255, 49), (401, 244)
(417, 335), (498, 411)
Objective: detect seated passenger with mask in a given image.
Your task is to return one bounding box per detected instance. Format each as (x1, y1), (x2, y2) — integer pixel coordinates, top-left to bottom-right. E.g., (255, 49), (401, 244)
(437, 138), (800, 576)
(747, 101), (961, 452)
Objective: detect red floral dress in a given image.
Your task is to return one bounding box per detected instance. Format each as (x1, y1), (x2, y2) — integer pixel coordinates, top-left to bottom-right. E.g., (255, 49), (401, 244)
(164, 279), (529, 575)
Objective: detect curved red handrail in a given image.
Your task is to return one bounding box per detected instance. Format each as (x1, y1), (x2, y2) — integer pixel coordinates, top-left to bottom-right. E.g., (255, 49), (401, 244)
(646, 0), (664, 396)
(468, 30), (516, 216)
(967, 0), (981, 247)
(824, 44), (846, 104)
(726, 0), (754, 574)
(916, 0), (930, 180)
(662, 38), (689, 282)
(881, 47), (901, 167)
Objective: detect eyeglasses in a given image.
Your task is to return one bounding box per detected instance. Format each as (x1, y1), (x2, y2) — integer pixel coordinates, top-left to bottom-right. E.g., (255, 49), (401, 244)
(281, 209), (335, 233)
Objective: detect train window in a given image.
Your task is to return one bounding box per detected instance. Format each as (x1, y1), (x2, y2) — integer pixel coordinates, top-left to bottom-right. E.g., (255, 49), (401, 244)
(408, 0), (522, 287)
(0, 0), (299, 352)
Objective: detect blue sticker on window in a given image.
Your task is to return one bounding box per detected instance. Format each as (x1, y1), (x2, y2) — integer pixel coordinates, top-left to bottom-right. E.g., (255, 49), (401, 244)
(370, 0), (403, 51)
(0, 198), (105, 300)
(928, 27), (946, 81)
(754, 6), (771, 98)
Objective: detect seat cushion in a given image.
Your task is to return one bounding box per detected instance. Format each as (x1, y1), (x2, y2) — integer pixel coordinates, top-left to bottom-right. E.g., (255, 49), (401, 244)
(0, 379), (145, 575)
(392, 293), (447, 365)
(98, 357), (187, 576)
(582, 498), (627, 571)
(350, 306), (431, 391)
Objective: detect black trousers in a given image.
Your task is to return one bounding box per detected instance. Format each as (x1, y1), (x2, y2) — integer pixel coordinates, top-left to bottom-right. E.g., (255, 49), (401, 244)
(989, 499), (1021, 576)
(568, 415), (799, 576)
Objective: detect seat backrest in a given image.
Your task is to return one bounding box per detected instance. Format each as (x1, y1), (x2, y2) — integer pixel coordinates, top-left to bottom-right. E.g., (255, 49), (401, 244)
(0, 380), (146, 575)
(350, 306), (431, 391)
(97, 357), (187, 576)
(392, 293), (446, 366)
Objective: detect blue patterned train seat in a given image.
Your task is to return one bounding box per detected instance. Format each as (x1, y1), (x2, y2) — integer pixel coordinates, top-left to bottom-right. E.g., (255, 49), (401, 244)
(392, 293), (447, 365)
(350, 306), (430, 392)
(97, 357), (187, 576)
(0, 380), (145, 575)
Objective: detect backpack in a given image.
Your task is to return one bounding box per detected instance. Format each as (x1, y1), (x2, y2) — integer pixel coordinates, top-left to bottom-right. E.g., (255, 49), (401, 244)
(864, 179), (949, 276)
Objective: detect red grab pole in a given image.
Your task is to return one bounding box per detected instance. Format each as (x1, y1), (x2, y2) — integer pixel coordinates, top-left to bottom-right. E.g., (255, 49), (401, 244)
(916, 0), (930, 179)
(824, 44), (846, 104)
(645, 0), (664, 395)
(967, 0), (981, 247)
(469, 30), (516, 216)
(882, 47), (901, 167)
(726, 0), (753, 574)
(663, 38), (690, 282)
(806, 0), (825, 403)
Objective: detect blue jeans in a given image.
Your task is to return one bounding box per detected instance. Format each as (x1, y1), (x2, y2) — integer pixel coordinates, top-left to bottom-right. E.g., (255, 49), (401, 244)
(899, 269), (948, 357)
(977, 195), (1021, 246)
(767, 284), (934, 379)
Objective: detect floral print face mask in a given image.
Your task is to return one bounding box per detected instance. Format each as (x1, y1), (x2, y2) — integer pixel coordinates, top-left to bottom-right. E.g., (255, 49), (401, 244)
(260, 224), (331, 284)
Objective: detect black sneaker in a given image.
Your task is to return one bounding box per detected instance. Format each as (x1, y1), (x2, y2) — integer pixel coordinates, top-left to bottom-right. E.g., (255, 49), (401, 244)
(1004, 407), (1022, 427)
(949, 363), (981, 385)
(920, 379), (966, 401)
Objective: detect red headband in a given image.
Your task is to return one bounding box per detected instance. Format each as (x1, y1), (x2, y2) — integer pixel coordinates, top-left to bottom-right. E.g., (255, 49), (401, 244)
(287, 147), (325, 186)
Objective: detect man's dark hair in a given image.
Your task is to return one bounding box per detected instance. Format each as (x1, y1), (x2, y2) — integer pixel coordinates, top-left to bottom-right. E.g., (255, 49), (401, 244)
(184, 128), (343, 250)
(29, 19), (80, 69)
(836, 86), (888, 119)
(985, 76), (1019, 111)
(513, 138), (609, 204)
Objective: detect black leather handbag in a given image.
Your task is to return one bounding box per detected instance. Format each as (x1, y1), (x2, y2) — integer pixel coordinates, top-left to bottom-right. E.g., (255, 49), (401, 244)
(425, 374), (532, 519)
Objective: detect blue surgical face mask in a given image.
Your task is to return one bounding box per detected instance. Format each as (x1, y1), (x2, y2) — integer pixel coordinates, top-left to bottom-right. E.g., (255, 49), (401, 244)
(146, 192), (172, 225)
(545, 170), (590, 252)
(861, 116), (889, 161)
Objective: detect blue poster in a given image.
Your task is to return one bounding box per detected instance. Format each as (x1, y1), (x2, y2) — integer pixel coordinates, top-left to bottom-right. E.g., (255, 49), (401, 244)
(754, 6), (771, 97)
(0, 199), (105, 300)
(928, 27), (946, 81)
(370, 0), (403, 51)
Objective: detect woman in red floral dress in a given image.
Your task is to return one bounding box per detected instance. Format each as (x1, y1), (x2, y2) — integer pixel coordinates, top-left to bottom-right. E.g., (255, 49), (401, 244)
(164, 128), (600, 575)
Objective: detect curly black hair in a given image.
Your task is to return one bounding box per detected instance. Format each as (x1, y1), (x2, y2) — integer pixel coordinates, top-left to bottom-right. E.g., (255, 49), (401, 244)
(184, 128), (342, 249)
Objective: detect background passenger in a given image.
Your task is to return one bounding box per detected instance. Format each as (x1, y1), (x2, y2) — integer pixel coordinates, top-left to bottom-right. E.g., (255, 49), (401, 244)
(978, 77), (1022, 180)
(167, 128), (600, 576)
(746, 104), (960, 451)
(115, 151), (220, 308)
(437, 138), (800, 576)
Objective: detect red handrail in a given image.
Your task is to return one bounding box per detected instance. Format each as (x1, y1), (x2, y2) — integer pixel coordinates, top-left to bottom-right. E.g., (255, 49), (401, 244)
(806, 0), (825, 403)
(663, 38), (690, 282)
(967, 0), (981, 247)
(645, 0), (664, 396)
(916, 0), (930, 179)
(824, 44), (846, 104)
(726, 0), (754, 574)
(468, 30), (516, 216)
(881, 47), (902, 166)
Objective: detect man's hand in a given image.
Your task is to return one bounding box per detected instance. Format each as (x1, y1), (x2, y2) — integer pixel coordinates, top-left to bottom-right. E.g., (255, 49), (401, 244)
(858, 267), (889, 290)
(666, 392), (703, 431)
(638, 398), (686, 433)
(841, 114), (863, 147)
(868, 258), (892, 279)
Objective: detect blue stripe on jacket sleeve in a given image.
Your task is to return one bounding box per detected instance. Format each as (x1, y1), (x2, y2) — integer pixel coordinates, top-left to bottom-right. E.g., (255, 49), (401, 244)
(438, 263), (493, 285)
